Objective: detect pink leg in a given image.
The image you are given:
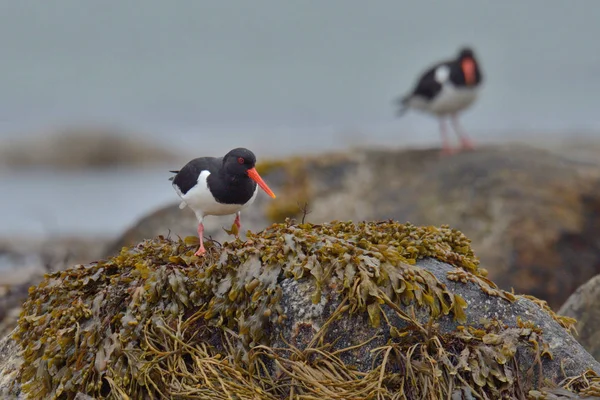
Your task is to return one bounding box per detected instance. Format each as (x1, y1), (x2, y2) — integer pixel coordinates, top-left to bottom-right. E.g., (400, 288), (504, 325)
(233, 212), (241, 238)
(439, 118), (455, 155)
(195, 222), (206, 256)
(451, 114), (475, 150)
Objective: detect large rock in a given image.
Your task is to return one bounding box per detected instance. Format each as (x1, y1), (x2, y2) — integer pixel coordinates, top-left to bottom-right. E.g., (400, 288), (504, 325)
(6, 221), (600, 399)
(559, 274), (600, 361)
(104, 145), (600, 309)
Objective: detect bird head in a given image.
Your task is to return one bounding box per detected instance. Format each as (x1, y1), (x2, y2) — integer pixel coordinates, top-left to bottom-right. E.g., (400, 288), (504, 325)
(223, 148), (276, 198)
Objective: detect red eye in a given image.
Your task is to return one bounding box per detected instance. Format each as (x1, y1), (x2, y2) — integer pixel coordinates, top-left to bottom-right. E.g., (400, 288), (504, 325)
(237, 157), (245, 164)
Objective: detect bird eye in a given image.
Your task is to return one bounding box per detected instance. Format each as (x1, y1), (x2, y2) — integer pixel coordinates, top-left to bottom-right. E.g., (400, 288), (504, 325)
(237, 157), (245, 164)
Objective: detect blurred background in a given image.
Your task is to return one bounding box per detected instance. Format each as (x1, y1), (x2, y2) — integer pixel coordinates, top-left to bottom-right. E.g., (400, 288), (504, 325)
(2, 0), (600, 237)
(3, 0), (600, 328)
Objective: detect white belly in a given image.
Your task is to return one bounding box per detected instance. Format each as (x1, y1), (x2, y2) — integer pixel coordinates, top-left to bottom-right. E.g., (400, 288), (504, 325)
(174, 170), (258, 220)
(411, 85), (479, 116)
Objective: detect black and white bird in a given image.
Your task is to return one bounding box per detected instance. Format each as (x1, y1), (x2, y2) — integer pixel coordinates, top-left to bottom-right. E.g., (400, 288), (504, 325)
(395, 47), (483, 154)
(169, 148), (276, 256)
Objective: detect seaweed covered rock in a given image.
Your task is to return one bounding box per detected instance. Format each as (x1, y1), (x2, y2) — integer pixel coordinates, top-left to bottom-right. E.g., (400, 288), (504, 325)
(559, 274), (600, 361)
(14, 221), (600, 399)
(103, 145), (600, 310)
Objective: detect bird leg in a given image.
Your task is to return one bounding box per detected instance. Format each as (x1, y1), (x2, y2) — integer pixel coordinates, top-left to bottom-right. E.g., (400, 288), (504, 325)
(451, 114), (475, 151)
(233, 212), (241, 238)
(195, 222), (206, 256)
(439, 118), (455, 155)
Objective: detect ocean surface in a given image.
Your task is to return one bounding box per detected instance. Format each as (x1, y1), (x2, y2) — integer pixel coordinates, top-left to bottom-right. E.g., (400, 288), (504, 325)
(1, 0), (600, 236)
(0, 167), (175, 237)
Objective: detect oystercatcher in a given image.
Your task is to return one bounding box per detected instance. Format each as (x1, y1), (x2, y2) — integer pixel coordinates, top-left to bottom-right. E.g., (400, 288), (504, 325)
(395, 47), (483, 154)
(169, 148), (276, 256)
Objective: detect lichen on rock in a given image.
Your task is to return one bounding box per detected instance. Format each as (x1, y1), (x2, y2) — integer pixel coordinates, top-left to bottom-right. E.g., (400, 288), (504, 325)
(11, 220), (600, 399)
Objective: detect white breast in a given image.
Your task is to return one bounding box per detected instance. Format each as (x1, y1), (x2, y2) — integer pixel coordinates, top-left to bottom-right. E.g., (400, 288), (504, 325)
(429, 84), (479, 115)
(174, 170), (258, 220)
(410, 84), (479, 116)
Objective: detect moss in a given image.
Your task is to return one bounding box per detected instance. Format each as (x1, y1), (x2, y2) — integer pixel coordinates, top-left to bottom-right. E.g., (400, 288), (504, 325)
(12, 220), (591, 399)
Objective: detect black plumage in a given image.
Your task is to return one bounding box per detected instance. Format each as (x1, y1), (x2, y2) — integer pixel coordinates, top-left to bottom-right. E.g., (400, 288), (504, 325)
(170, 148), (258, 205)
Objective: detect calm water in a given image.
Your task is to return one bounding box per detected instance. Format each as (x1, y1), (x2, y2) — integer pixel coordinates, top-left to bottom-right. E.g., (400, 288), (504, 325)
(1, 0), (600, 235)
(0, 168), (175, 236)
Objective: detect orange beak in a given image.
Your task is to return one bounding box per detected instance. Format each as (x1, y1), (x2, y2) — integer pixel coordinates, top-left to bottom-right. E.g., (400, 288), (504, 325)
(247, 167), (276, 198)
(461, 58), (476, 86)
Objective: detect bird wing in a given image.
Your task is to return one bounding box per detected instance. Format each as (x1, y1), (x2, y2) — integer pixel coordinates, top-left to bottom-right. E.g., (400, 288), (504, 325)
(408, 63), (445, 101)
(170, 157), (222, 195)
(394, 62), (444, 116)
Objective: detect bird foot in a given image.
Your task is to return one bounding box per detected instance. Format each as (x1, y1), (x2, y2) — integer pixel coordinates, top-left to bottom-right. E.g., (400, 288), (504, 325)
(194, 247), (207, 257)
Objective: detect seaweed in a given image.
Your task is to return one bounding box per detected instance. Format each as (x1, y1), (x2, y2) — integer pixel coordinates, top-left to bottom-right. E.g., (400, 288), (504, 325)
(12, 220), (592, 399)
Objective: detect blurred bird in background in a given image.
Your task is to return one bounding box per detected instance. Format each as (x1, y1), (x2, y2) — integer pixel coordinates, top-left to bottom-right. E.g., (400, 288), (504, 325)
(395, 47), (484, 155)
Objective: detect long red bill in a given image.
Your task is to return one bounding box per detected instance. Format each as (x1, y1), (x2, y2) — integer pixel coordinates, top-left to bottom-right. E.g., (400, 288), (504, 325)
(247, 167), (276, 198)
(461, 58), (476, 86)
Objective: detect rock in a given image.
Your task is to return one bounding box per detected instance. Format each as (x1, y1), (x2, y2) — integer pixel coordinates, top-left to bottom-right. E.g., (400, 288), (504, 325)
(104, 144), (600, 309)
(7, 221), (600, 399)
(559, 274), (600, 361)
(0, 126), (184, 170)
(0, 330), (22, 399)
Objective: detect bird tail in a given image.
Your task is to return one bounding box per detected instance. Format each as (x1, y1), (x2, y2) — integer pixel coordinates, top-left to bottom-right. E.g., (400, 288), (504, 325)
(394, 95), (410, 117)
(168, 170), (179, 182)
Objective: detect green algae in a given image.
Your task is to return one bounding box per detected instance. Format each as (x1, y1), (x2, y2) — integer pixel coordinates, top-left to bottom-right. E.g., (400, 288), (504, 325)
(12, 220), (591, 399)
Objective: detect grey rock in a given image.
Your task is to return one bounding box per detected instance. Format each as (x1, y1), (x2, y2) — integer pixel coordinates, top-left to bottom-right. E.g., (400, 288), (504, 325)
(559, 274), (600, 361)
(0, 330), (23, 400)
